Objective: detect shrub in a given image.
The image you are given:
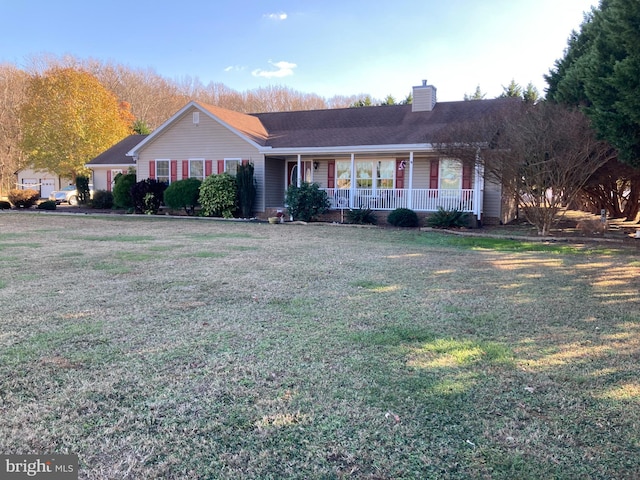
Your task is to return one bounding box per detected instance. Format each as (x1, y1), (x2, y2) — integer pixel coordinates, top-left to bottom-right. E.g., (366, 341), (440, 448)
(236, 162), (257, 218)
(112, 173), (136, 209)
(91, 190), (114, 209)
(130, 179), (167, 214)
(163, 178), (202, 215)
(387, 208), (419, 227)
(76, 175), (91, 205)
(0, 200), (11, 209)
(346, 207), (377, 225)
(285, 182), (331, 222)
(426, 207), (469, 228)
(36, 200), (57, 210)
(199, 173), (237, 218)
(8, 189), (40, 208)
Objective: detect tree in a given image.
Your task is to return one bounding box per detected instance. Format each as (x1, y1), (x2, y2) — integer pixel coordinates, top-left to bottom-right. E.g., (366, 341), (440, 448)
(499, 79), (523, 99)
(522, 82), (540, 103)
(433, 101), (613, 235)
(0, 64), (28, 194)
(20, 67), (133, 181)
(575, 158), (640, 218)
(350, 95), (374, 108)
(464, 85), (486, 101)
(381, 94), (396, 106)
(132, 119), (151, 135)
(236, 162), (256, 218)
(573, 0), (640, 167)
(546, 0), (640, 219)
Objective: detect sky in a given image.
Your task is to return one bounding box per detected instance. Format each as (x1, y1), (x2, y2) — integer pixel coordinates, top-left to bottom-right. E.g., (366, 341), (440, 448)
(0, 0), (599, 103)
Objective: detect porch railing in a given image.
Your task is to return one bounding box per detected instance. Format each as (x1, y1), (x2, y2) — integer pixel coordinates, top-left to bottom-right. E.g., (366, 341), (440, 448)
(323, 188), (474, 212)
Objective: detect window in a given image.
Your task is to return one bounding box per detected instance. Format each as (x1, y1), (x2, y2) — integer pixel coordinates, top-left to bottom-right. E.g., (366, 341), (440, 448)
(336, 161), (351, 189)
(336, 160), (395, 190)
(189, 159), (204, 180)
(110, 169), (124, 187)
(156, 160), (170, 184)
(439, 158), (462, 190)
(224, 158), (241, 175)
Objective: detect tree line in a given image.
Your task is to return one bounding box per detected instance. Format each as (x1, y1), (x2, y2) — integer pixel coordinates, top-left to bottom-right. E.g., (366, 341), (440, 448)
(2, 0), (638, 229)
(0, 55), (373, 193)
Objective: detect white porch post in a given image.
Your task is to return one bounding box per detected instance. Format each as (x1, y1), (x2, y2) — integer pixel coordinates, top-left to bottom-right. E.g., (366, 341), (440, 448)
(408, 152), (414, 209)
(474, 149), (484, 222)
(349, 153), (355, 208)
(296, 154), (302, 187)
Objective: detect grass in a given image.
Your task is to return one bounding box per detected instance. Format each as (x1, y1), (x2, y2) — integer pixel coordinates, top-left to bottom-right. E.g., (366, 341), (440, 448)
(1, 214), (639, 479)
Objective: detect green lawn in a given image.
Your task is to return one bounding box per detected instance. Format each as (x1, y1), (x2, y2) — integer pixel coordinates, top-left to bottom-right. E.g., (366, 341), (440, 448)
(1, 214), (639, 479)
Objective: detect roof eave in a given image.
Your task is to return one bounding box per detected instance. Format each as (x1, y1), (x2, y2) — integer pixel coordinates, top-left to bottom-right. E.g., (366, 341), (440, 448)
(85, 163), (136, 169)
(260, 143), (435, 155)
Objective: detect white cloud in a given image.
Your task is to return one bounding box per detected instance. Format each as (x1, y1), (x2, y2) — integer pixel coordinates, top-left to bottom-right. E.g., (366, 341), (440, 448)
(224, 65), (245, 73)
(264, 12), (287, 21)
(252, 60), (297, 79)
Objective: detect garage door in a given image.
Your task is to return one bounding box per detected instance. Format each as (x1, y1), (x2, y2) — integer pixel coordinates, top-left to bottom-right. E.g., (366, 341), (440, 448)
(41, 179), (55, 199)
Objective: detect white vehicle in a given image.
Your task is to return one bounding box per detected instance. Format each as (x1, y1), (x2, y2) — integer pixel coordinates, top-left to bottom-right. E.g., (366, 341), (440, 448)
(49, 184), (93, 205)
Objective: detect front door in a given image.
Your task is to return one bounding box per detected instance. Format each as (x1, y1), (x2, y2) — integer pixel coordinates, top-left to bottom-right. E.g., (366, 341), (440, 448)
(287, 161), (312, 187)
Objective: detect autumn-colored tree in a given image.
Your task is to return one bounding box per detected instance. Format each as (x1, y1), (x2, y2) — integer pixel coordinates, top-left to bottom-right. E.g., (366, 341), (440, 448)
(0, 64), (29, 194)
(20, 67), (133, 180)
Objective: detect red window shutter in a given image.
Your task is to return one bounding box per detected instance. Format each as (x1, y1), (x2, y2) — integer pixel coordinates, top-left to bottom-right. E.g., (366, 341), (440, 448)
(396, 159), (405, 189)
(205, 160), (213, 177)
(217, 160), (224, 174)
(149, 160), (156, 179)
(107, 170), (112, 191)
(170, 160), (178, 182)
(430, 159), (439, 189)
(327, 160), (335, 188)
(182, 160), (189, 179)
(462, 163), (472, 190)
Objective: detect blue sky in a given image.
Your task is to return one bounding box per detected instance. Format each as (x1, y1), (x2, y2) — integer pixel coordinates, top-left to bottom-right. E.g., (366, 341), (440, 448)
(0, 0), (598, 102)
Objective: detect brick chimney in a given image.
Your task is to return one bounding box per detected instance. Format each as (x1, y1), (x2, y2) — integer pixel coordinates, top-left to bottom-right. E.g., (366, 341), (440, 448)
(412, 80), (437, 112)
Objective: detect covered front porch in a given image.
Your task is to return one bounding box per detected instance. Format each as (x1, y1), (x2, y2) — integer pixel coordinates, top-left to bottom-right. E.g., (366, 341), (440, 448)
(271, 151), (484, 221)
(322, 187), (475, 212)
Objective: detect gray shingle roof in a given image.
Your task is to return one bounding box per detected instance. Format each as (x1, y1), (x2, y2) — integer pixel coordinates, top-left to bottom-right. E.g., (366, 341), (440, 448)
(251, 98), (517, 149)
(88, 134), (148, 165)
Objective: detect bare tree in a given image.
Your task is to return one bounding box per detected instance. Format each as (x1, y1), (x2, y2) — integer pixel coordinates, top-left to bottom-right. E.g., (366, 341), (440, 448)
(434, 101), (614, 235)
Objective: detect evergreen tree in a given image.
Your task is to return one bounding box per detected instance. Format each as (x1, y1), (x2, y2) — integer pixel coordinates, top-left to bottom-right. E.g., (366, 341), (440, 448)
(464, 85), (486, 101)
(546, 0), (640, 167)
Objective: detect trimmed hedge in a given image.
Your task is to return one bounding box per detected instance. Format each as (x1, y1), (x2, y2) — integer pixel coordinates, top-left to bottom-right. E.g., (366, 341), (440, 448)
(285, 182), (330, 222)
(36, 200), (57, 210)
(163, 178), (202, 215)
(91, 190), (114, 209)
(8, 189), (40, 208)
(199, 173), (237, 218)
(387, 208), (419, 227)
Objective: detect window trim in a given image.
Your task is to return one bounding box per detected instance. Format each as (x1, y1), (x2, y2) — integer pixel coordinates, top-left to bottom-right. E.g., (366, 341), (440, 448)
(224, 158), (242, 175)
(335, 159), (395, 192)
(155, 159), (171, 184)
(188, 158), (205, 180)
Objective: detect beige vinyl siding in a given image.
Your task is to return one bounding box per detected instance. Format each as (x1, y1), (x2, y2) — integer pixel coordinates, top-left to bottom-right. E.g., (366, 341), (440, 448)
(91, 168), (109, 191)
(411, 157), (431, 189)
(264, 158), (285, 207)
(483, 177), (503, 223)
(136, 106), (266, 212)
(314, 161), (329, 189)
